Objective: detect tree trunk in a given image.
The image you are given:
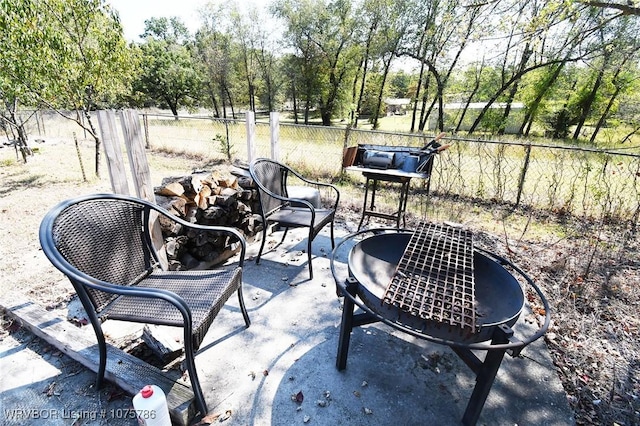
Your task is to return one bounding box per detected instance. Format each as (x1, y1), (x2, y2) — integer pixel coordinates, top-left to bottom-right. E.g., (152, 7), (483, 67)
(291, 81), (299, 125)
(355, 21), (376, 128)
(372, 54), (394, 130)
(411, 60), (427, 133)
(80, 106), (100, 178)
(518, 63), (564, 136)
(589, 85), (621, 144)
(417, 63), (444, 132)
(455, 85), (479, 133)
(350, 58), (364, 126)
(207, 83), (220, 118)
(498, 45), (532, 135)
(572, 63), (606, 140)
(3, 99), (32, 163)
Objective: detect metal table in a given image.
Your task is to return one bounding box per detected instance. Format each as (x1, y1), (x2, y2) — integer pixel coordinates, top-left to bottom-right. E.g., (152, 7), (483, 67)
(345, 166), (429, 230)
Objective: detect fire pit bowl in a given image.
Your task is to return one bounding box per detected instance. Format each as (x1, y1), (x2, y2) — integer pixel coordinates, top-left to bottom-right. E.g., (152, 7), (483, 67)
(348, 231), (525, 344)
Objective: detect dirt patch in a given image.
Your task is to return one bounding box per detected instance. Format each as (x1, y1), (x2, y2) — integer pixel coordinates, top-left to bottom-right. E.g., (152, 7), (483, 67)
(1, 139), (639, 425)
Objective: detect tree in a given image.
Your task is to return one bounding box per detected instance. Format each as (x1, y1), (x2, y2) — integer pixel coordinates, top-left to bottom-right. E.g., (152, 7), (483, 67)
(135, 17), (200, 119)
(273, 0), (361, 125)
(228, 7), (260, 113)
(0, 0), (134, 173)
(397, 0), (485, 132)
(195, 5), (240, 119)
(365, 0), (409, 130)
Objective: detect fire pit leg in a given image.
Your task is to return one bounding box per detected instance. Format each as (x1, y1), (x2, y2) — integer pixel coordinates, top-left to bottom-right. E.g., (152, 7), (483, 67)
(461, 324), (512, 426)
(336, 277), (379, 371)
(336, 286), (355, 371)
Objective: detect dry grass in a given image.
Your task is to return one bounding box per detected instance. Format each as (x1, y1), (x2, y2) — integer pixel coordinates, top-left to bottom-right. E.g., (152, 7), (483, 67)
(1, 135), (639, 425)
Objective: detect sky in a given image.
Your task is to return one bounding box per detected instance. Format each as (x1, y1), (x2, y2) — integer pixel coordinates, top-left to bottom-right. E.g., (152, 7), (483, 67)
(107, 0), (209, 42)
(107, 0), (267, 42)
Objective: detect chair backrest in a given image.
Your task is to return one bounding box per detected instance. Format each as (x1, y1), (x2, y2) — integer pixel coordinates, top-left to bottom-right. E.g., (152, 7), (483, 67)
(250, 159), (290, 217)
(42, 196), (157, 312)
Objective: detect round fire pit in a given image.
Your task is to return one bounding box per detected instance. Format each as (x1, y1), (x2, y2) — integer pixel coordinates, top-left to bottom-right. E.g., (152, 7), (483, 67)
(348, 232), (525, 344)
(331, 226), (551, 426)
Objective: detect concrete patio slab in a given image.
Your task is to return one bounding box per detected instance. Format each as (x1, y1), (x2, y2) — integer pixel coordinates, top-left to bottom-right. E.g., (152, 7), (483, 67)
(0, 222), (574, 425)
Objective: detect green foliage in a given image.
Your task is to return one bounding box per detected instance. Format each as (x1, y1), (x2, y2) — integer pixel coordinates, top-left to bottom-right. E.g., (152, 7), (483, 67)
(0, 0), (135, 169)
(388, 71), (412, 98)
(479, 108), (507, 135)
(133, 18), (201, 117)
(1, 0), (135, 110)
(214, 133), (233, 161)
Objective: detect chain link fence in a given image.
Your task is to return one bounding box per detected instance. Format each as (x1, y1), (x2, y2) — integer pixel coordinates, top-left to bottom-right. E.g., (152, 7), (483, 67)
(140, 114), (639, 224)
(11, 111), (638, 224)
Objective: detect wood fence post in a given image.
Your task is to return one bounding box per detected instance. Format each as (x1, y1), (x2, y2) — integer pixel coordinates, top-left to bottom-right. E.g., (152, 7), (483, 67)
(143, 113), (150, 149)
(270, 111), (280, 161)
(246, 111), (256, 164)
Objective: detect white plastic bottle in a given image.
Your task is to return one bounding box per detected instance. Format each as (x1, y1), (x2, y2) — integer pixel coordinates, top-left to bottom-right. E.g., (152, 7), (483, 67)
(132, 385), (171, 426)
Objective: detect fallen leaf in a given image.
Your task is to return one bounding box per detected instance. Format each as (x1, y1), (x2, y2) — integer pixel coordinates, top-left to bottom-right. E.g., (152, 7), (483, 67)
(263, 369), (269, 376)
(196, 412), (221, 424)
(292, 390), (304, 404)
(43, 382), (59, 397)
(220, 410), (232, 422)
(107, 388), (126, 401)
(4, 320), (20, 333)
(353, 390), (361, 398)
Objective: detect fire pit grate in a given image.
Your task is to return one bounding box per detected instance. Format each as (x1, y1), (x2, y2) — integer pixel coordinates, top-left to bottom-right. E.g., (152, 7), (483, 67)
(382, 222), (476, 331)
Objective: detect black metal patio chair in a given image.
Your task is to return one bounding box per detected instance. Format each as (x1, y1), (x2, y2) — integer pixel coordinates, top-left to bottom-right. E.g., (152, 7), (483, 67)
(249, 158), (340, 279)
(39, 193), (251, 417)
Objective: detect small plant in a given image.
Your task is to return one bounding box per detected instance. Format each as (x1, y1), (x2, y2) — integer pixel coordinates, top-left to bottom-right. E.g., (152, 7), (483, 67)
(214, 133), (233, 161)
(1, 157), (15, 167)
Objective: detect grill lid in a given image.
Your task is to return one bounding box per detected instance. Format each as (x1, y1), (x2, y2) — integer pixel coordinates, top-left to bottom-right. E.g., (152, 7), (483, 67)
(382, 222), (476, 332)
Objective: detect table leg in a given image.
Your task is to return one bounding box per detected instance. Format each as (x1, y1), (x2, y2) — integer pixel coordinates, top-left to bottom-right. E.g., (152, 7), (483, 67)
(397, 181), (410, 228)
(358, 177), (371, 231)
(370, 179), (378, 210)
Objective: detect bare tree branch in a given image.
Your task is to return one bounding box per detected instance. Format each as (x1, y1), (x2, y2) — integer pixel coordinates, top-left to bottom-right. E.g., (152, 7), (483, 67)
(579, 1), (640, 16)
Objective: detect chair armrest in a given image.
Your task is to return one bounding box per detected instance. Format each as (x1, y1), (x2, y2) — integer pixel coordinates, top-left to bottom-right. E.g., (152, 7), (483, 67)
(286, 169), (341, 211)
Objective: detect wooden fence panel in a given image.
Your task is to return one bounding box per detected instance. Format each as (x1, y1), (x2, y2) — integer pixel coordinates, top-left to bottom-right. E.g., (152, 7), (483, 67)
(119, 109), (155, 203)
(97, 110), (130, 195)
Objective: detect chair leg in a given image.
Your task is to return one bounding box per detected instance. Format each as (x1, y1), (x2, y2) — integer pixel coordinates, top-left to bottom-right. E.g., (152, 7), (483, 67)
(256, 226), (268, 264)
(184, 335), (208, 416)
(94, 324), (107, 389)
(280, 227), (289, 243)
(330, 221), (336, 249)
(81, 295), (107, 389)
(237, 287), (251, 327)
(307, 229), (314, 280)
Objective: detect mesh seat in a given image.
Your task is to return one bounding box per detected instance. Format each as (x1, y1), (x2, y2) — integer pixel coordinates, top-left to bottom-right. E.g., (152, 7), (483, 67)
(39, 194), (251, 417)
(249, 158), (340, 279)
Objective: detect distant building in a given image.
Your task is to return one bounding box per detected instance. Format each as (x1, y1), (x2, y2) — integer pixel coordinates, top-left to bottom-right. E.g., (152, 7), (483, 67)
(384, 98), (412, 115)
